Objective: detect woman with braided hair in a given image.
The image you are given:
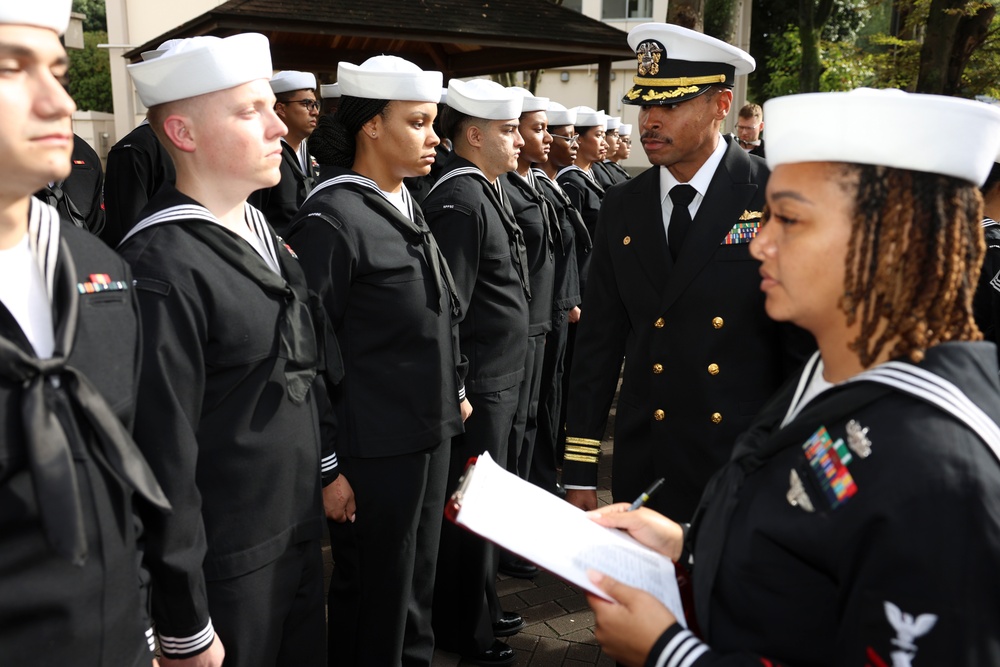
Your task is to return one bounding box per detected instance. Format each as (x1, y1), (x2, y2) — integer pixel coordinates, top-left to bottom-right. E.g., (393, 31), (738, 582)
(285, 56), (470, 666)
(581, 89), (1000, 666)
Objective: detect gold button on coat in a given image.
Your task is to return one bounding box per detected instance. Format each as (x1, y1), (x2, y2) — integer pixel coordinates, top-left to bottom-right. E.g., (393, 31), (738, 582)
(654, 409), (665, 421)
(654, 317), (665, 328)
(653, 363), (663, 374)
(710, 412), (722, 424)
(712, 317), (724, 329)
(623, 236), (631, 245)
(708, 363), (720, 376)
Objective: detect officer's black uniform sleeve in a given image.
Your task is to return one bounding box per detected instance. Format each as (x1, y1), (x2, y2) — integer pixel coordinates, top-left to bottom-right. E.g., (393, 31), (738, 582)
(561, 196), (629, 489)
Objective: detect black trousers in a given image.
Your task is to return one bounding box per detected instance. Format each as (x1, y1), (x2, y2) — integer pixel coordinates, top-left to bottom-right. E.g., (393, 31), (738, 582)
(530, 311), (571, 493)
(433, 385), (520, 655)
(327, 441), (450, 667)
(207, 538), (325, 667)
(508, 333), (547, 478)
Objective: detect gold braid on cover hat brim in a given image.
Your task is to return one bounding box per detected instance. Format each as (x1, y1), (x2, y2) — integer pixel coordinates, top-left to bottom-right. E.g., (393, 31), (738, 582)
(633, 74), (728, 87)
(625, 74), (728, 102)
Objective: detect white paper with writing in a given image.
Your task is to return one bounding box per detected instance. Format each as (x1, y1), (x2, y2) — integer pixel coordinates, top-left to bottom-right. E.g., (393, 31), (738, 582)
(453, 453), (687, 626)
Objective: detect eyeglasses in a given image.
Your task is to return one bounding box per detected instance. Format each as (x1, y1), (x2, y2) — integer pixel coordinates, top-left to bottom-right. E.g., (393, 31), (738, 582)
(735, 125), (759, 132)
(619, 138), (631, 145)
(281, 99), (320, 112)
(551, 133), (580, 146)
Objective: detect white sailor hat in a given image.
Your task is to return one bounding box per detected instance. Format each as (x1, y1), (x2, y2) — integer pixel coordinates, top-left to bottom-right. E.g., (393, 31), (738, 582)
(439, 88), (449, 104)
(618, 123), (633, 136)
(270, 71), (316, 94)
(127, 33), (272, 108)
(546, 102), (577, 127)
(507, 87), (549, 114)
(570, 106), (606, 128)
(140, 39), (184, 62)
(320, 82), (341, 99)
(0, 0), (72, 34)
(606, 116), (622, 131)
(338, 56), (442, 103)
(624, 22), (754, 106)
(764, 88), (1000, 187)
(447, 79), (522, 120)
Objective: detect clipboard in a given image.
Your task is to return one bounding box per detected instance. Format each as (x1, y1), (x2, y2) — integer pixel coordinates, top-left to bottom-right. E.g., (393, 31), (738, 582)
(444, 452), (687, 624)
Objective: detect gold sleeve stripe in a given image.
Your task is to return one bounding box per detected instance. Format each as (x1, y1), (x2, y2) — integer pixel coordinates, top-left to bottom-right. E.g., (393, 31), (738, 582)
(565, 445), (600, 456)
(633, 74), (727, 87)
(565, 453), (600, 464)
(565, 437), (602, 446)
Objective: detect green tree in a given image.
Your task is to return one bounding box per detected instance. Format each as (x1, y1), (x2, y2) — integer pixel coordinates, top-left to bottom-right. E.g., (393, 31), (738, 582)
(72, 0), (106, 32)
(799, 0), (837, 92)
(749, 0), (873, 101)
(705, 0), (741, 44)
(915, 0), (996, 94)
(68, 30), (113, 112)
(761, 27), (875, 99)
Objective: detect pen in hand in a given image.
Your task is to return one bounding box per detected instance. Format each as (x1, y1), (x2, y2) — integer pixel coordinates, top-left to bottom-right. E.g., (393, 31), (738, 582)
(628, 477), (665, 511)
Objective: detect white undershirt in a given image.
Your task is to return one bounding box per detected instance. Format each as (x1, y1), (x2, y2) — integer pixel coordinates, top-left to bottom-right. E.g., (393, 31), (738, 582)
(0, 234), (55, 358)
(782, 353), (834, 427)
(229, 221), (281, 275)
(383, 188), (409, 218)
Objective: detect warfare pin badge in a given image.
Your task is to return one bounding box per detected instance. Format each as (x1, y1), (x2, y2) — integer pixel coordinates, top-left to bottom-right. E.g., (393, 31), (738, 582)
(846, 419), (872, 459)
(787, 469), (815, 513)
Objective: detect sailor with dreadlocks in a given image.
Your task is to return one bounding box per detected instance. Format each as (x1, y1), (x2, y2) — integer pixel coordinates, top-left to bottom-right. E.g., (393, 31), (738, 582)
(587, 88), (1000, 667)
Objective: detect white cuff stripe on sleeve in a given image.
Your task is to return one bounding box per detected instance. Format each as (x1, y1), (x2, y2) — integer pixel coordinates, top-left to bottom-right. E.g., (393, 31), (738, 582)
(321, 452), (338, 472)
(652, 630), (707, 667)
(680, 644), (709, 667)
(667, 631), (706, 667)
(158, 619), (214, 654)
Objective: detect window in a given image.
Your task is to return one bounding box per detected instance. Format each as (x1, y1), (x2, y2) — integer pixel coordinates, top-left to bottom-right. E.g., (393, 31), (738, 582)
(561, 0), (583, 12)
(601, 0), (653, 19)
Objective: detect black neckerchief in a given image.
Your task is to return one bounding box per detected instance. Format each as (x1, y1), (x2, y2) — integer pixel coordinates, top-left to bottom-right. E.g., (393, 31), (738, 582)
(509, 170), (560, 253)
(533, 168), (592, 253)
(430, 159), (532, 301)
(124, 189), (326, 404)
(0, 198), (170, 565)
(556, 164), (606, 196)
(306, 173), (462, 318)
(37, 182), (86, 229)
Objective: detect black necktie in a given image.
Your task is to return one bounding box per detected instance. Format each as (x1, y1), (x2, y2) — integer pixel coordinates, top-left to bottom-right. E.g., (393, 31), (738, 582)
(668, 184), (697, 262)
